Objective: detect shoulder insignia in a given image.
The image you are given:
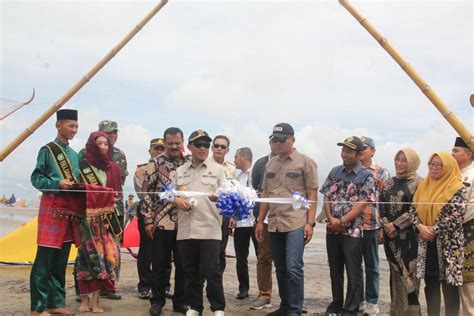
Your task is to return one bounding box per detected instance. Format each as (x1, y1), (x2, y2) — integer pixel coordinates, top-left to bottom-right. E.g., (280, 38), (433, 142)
(135, 168), (142, 177)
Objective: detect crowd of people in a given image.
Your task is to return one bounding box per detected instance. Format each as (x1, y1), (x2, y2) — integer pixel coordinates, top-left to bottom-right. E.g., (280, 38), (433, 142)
(28, 109), (473, 316)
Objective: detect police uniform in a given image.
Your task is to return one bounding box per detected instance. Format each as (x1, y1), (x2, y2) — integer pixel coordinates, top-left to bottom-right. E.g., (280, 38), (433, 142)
(174, 130), (227, 314)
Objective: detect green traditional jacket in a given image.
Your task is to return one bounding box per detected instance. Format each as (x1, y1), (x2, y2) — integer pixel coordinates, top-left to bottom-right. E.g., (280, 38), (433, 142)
(31, 138), (81, 193)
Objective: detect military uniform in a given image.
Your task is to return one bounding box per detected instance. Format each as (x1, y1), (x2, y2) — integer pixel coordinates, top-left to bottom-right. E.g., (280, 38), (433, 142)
(132, 162), (153, 297)
(96, 120), (127, 298)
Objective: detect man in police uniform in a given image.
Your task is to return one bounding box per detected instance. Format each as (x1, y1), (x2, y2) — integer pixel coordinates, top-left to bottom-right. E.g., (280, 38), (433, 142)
(452, 137), (474, 315)
(210, 135), (236, 273)
(30, 109), (82, 316)
(134, 138), (166, 300)
(174, 129), (226, 316)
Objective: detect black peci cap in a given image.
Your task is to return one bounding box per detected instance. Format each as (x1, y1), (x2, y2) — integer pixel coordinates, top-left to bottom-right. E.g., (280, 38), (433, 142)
(56, 109), (78, 121)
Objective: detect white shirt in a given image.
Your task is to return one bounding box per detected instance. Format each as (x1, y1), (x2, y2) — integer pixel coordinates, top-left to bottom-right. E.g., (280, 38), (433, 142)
(235, 168), (256, 228)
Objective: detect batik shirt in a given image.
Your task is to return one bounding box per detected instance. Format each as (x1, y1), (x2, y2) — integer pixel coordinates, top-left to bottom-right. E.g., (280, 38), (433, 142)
(410, 188), (467, 286)
(362, 163), (390, 230)
(320, 163), (376, 237)
(141, 154), (189, 230)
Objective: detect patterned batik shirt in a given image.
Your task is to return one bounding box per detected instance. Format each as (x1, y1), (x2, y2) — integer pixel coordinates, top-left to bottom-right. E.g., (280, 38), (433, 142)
(141, 154), (189, 230)
(362, 163), (390, 230)
(320, 163), (377, 237)
(410, 187), (467, 286)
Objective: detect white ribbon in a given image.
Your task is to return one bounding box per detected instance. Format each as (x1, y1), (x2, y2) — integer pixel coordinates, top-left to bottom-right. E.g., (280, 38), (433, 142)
(218, 180), (314, 210)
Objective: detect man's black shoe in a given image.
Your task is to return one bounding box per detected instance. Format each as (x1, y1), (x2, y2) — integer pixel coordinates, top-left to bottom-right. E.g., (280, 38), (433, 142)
(173, 305), (189, 314)
(236, 290), (249, 299)
(149, 303), (162, 316)
(267, 309), (288, 316)
(100, 292), (122, 300)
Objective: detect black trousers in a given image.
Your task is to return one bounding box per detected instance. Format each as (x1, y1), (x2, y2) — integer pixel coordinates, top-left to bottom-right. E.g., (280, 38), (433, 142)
(137, 210), (153, 292)
(178, 239), (225, 312)
(424, 277), (460, 315)
(150, 229), (185, 308)
(424, 240), (460, 316)
(233, 226), (258, 292)
(219, 218), (231, 273)
(326, 234), (362, 316)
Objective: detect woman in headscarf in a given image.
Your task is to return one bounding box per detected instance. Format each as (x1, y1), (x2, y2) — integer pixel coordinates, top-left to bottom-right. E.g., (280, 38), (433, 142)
(75, 131), (122, 313)
(380, 148), (422, 315)
(410, 151), (467, 316)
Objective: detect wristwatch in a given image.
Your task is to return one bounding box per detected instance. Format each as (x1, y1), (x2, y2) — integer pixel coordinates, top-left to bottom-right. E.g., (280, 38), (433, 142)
(339, 217), (349, 228)
(306, 220), (316, 227)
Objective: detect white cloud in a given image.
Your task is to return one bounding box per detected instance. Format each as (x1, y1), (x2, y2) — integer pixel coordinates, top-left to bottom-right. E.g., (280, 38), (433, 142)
(1, 0), (472, 199)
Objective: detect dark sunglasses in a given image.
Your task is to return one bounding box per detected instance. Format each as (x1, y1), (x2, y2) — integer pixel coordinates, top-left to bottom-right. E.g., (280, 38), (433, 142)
(213, 144), (228, 150)
(271, 137), (288, 144)
(192, 142), (211, 149)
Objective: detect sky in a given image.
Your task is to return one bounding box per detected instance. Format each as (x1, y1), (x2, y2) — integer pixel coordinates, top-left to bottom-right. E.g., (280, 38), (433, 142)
(0, 0), (472, 204)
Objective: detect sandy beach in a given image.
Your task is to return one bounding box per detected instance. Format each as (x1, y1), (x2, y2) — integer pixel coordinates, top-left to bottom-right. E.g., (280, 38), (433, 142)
(0, 206), (431, 316)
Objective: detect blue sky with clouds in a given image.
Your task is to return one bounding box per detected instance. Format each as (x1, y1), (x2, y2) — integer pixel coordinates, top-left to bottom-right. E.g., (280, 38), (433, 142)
(1, 0), (472, 202)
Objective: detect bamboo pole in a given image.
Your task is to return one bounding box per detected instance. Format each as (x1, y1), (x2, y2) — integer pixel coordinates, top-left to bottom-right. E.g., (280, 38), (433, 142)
(339, 0), (473, 151)
(0, 0), (168, 161)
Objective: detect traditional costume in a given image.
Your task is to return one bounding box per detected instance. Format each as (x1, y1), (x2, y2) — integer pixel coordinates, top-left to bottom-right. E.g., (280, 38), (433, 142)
(30, 109), (84, 313)
(454, 137), (474, 315)
(75, 131), (122, 296)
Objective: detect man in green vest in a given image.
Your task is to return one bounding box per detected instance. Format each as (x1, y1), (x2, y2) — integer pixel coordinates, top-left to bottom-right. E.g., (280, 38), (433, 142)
(30, 109), (82, 316)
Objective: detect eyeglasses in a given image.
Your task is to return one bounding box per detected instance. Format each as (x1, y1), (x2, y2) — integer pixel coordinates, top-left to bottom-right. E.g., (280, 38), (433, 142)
(271, 137), (288, 144)
(213, 144), (228, 150)
(427, 162), (443, 169)
(192, 142), (210, 149)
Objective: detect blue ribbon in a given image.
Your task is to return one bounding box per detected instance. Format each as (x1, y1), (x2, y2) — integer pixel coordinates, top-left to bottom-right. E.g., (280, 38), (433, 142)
(160, 184), (176, 202)
(216, 192), (254, 221)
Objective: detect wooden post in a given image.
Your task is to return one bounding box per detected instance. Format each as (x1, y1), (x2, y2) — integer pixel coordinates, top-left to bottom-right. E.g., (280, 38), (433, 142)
(339, 0), (473, 151)
(0, 0), (168, 161)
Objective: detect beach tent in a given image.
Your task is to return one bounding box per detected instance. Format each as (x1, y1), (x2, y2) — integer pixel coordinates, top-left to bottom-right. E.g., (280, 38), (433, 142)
(0, 216), (77, 264)
(6, 193), (16, 206)
(122, 216), (139, 248)
(18, 198), (27, 207)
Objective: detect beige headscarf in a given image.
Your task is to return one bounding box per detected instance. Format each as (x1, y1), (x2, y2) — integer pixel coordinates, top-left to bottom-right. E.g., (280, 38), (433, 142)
(413, 151), (463, 226)
(395, 147), (420, 180)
